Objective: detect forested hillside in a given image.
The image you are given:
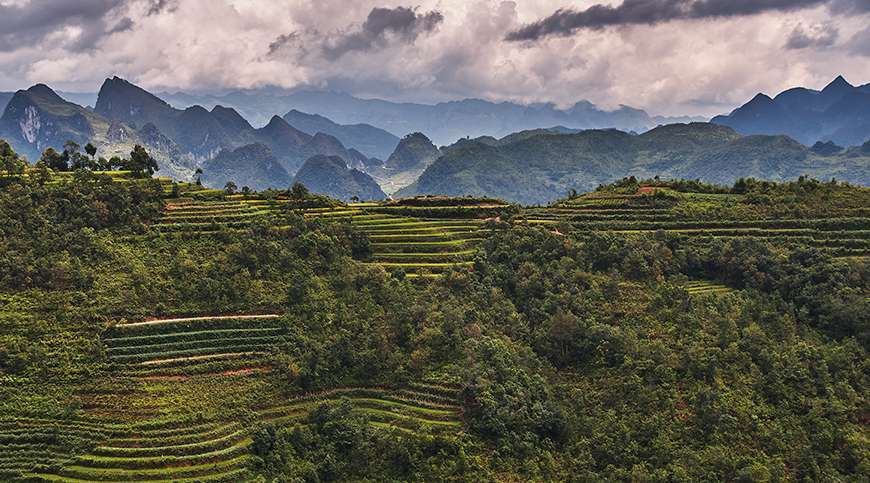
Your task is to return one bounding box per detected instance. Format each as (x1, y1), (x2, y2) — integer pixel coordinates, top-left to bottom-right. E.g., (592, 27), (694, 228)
(401, 123), (870, 204)
(0, 141), (867, 481)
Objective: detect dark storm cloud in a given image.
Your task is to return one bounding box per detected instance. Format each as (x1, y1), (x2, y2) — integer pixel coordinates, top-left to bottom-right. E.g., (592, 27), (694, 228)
(506, 0), (831, 41)
(0, 0), (123, 50)
(829, 0), (870, 13)
(147, 0), (178, 16)
(268, 32), (300, 55)
(108, 17), (136, 35)
(786, 22), (838, 49)
(323, 6), (443, 59)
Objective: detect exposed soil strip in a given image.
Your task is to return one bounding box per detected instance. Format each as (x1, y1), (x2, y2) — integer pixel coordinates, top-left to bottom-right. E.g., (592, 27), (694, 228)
(115, 314), (281, 327)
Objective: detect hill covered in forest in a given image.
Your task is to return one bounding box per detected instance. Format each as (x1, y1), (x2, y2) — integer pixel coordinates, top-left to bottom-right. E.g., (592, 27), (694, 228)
(0, 140), (866, 481)
(400, 123), (870, 204)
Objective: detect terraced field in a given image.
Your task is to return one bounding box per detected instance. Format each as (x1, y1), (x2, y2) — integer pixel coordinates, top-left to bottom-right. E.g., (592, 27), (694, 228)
(0, 302), (465, 482)
(301, 203), (502, 278)
(9, 382), (462, 482)
(682, 280), (735, 296)
(103, 314), (286, 378)
(151, 198), (287, 236)
(522, 189), (870, 258)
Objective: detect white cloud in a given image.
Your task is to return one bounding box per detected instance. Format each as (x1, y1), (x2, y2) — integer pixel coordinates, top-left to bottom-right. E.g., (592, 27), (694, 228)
(0, 0), (867, 117)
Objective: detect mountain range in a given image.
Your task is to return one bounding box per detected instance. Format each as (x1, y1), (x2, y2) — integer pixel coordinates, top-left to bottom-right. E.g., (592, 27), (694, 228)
(712, 76), (870, 147)
(1, 76), (869, 203)
(0, 78), (396, 193)
(151, 88), (703, 147)
(399, 123), (870, 205)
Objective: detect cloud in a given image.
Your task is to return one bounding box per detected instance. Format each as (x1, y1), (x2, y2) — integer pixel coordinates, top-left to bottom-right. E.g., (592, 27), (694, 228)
(268, 32), (300, 55)
(0, 0), (868, 120)
(107, 17), (135, 35)
(0, 0), (123, 50)
(786, 22), (838, 49)
(506, 0), (830, 41)
(846, 26), (870, 56)
(829, 0), (870, 14)
(323, 6), (443, 59)
(147, 0), (177, 16)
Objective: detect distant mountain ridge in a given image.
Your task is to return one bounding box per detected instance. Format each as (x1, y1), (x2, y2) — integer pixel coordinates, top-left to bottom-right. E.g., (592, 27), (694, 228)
(293, 155), (386, 201)
(399, 122), (870, 204)
(0, 78), (390, 190)
(156, 88), (703, 146)
(283, 109), (399, 160)
(712, 76), (870, 147)
(367, 132), (440, 195)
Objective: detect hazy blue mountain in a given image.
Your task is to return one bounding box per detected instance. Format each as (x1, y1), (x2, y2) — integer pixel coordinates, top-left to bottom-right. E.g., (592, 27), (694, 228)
(0, 84), (105, 161)
(712, 76), (870, 147)
(157, 87), (703, 146)
(95, 77), (252, 159)
(95, 78), (363, 175)
(0, 83), (197, 179)
(0, 92), (12, 115)
(293, 155), (386, 201)
(368, 132), (440, 195)
(201, 143), (291, 191)
(399, 122), (870, 204)
(283, 109), (399, 160)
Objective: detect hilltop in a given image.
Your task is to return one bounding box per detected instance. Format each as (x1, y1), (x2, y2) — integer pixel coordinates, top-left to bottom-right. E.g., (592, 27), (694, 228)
(712, 75), (870, 146)
(400, 123), (870, 204)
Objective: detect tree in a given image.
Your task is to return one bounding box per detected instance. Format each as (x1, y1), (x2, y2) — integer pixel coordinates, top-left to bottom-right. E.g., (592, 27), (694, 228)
(40, 147), (67, 171)
(0, 140), (25, 176)
(63, 140), (88, 170)
(195, 167), (203, 186)
(128, 145), (159, 177)
(290, 182), (310, 200)
(241, 186), (252, 196)
(224, 181), (237, 195)
(84, 143), (97, 159)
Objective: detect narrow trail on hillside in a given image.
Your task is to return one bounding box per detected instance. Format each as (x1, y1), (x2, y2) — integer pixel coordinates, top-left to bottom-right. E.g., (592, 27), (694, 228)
(115, 314), (282, 327)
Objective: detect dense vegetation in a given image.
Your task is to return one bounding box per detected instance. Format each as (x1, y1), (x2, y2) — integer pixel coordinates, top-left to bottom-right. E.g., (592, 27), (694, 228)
(400, 123), (870, 204)
(0, 140), (866, 481)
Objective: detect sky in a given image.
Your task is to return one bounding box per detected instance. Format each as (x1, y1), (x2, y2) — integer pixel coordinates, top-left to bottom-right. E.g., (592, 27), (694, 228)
(0, 0), (868, 116)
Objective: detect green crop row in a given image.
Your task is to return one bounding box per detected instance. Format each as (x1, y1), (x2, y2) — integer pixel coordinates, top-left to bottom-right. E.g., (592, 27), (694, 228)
(92, 429), (248, 458)
(106, 335), (281, 357)
(104, 327), (284, 348)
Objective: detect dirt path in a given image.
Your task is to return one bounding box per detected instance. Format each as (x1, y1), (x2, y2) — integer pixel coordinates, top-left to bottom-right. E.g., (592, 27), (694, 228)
(138, 352), (262, 365)
(116, 314), (282, 327)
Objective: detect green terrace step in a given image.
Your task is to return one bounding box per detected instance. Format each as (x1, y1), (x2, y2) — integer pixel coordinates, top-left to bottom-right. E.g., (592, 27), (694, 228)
(359, 226), (483, 236)
(105, 423), (241, 448)
(92, 430), (248, 458)
(349, 216), (416, 225)
(375, 261), (475, 273)
(683, 281), (735, 295)
(33, 466), (252, 482)
(46, 456), (252, 481)
(371, 239), (485, 252)
(357, 222), (484, 232)
(371, 251), (476, 262)
(367, 231), (489, 243)
(105, 335), (282, 357)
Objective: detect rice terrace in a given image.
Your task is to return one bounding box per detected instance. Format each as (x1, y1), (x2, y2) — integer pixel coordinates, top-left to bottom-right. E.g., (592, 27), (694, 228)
(1, 0), (869, 480)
